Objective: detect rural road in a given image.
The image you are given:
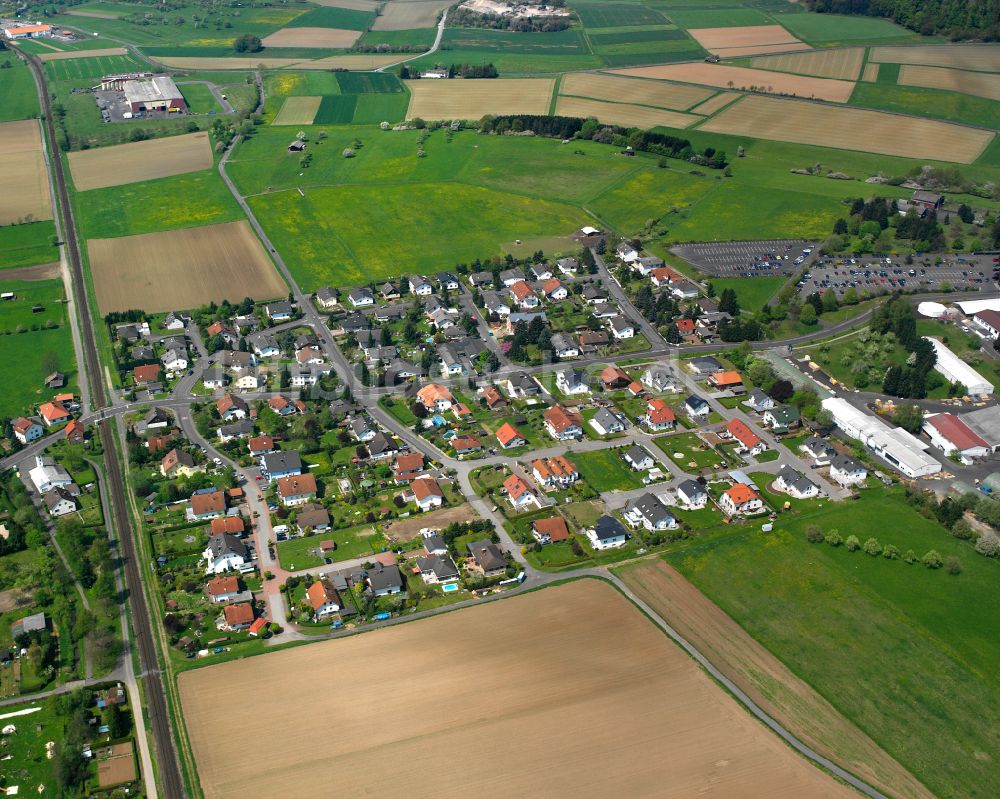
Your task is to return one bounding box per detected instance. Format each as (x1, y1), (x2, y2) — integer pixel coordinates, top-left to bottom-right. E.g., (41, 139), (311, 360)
(376, 9), (448, 73)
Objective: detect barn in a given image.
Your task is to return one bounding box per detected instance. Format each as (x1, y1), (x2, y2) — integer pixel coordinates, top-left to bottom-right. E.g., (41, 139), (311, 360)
(4, 24), (51, 39)
(123, 76), (186, 114)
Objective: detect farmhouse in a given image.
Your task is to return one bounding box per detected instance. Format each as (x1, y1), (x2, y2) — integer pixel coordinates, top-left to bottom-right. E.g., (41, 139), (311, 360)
(543, 405), (583, 441)
(720, 483), (764, 516)
(532, 516), (570, 544)
(587, 515), (628, 550)
(924, 413), (990, 463)
(123, 76), (186, 114)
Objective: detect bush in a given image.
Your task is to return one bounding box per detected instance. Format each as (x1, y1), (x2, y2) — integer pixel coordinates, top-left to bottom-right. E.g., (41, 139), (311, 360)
(825, 529), (842, 546)
(845, 534), (860, 551)
(974, 530), (999, 557)
(922, 549), (943, 569)
(806, 525), (824, 543)
(863, 537), (882, 556)
(882, 544), (899, 560)
(903, 549), (918, 564)
(946, 556), (962, 575)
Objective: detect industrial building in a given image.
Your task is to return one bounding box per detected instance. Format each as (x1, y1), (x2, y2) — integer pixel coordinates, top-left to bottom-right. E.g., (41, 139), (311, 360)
(821, 398), (941, 478)
(923, 413), (990, 464)
(923, 337), (994, 396)
(962, 405), (1000, 452)
(3, 23), (51, 39)
(123, 76), (186, 114)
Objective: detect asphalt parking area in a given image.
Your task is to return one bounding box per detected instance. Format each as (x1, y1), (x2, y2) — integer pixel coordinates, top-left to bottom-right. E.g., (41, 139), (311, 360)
(797, 254), (999, 297)
(672, 240), (816, 277)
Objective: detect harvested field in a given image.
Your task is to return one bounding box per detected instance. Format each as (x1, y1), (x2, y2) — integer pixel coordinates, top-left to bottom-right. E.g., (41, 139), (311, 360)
(688, 24), (803, 55)
(869, 43), (1000, 71)
(0, 120), (52, 226)
(898, 64), (1000, 102)
(179, 579), (856, 799)
(407, 78), (554, 119)
(560, 73), (712, 110)
(0, 587), (32, 614)
(373, 0), (451, 31)
(688, 91), (738, 115)
(64, 9), (119, 18)
(618, 560), (936, 799)
(87, 220), (286, 314)
(700, 95), (994, 163)
(154, 56), (305, 69)
(749, 47), (864, 80)
(310, 0), (380, 8)
(262, 26), (362, 49)
(555, 96), (697, 129)
(37, 46), (127, 61)
(712, 42), (810, 57)
(293, 54), (404, 69)
(862, 62), (879, 81)
(610, 63), (856, 103)
(272, 96), (322, 125)
(67, 131), (213, 191)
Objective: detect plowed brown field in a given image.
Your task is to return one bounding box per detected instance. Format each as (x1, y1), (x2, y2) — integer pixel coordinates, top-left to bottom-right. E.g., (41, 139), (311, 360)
(261, 27), (361, 48)
(750, 47), (864, 80)
(68, 131), (213, 190)
(0, 120), (52, 225)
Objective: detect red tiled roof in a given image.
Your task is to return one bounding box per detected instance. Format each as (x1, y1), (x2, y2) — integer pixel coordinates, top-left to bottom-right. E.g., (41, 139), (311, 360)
(725, 418), (762, 448)
(210, 516), (245, 535)
(725, 483), (759, 505)
(306, 579), (339, 611)
(190, 491), (225, 516)
(277, 473), (317, 498)
(452, 435), (482, 451)
(676, 319), (695, 334)
(600, 366), (631, 386)
(711, 371), (743, 387)
(541, 278), (563, 295)
(206, 576), (239, 596)
(495, 422), (524, 446)
(223, 602), (254, 626)
(543, 404), (581, 434)
(248, 435), (273, 453)
(411, 476), (442, 501)
(533, 516), (569, 542)
(417, 383), (453, 407)
(133, 364), (161, 383)
(926, 413), (988, 451)
(647, 399), (676, 425)
(509, 280), (533, 301)
(503, 474), (534, 500)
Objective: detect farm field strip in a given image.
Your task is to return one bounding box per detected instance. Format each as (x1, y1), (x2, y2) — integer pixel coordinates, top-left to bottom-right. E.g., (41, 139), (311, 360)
(611, 63), (857, 103)
(407, 79), (555, 119)
(272, 96), (322, 125)
(687, 24), (805, 56)
(748, 47), (865, 80)
(868, 43), (1000, 71)
(560, 72), (713, 110)
(688, 91), (739, 116)
(67, 131), (213, 190)
(700, 95), (994, 163)
(153, 56), (306, 69)
(310, 0), (380, 8)
(179, 580), (857, 799)
(555, 95), (699, 129)
(862, 63), (879, 82)
(291, 54), (405, 70)
(897, 64), (1000, 102)
(372, 0), (451, 31)
(261, 26), (362, 49)
(37, 46), (128, 61)
(0, 120), (53, 225)
(87, 220), (287, 313)
(617, 560), (936, 799)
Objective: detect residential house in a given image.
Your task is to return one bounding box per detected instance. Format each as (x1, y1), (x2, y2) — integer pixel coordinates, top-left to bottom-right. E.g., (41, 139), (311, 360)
(643, 399), (676, 432)
(248, 333), (280, 358)
(556, 257), (579, 275)
(972, 309), (1000, 339)
(801, 436), (837, 463)
(416, 383), (454, 412)
(348, 287), (375, 307)
(649, 266), (683, 288)
(380, 282), (400, 301)
(206, 321), (239, 344)
(38, 401), (70, 428)
(160, 448), (202, 478)
(349, 416), (377, 442)
(164, 311), (189, 330)
(586, 515), (628, 549)
(315, 286), (339, 310)
(189, 489), (226, 521)
(43, 487), (77, 517)
(277, 474), (318, 506)
(589, 407), (626, 436)
(203, 532), (246, 573)
(220, 602), (254, 632)
(503, 474), (540, 510)
(248, 435), (275, 457)
(608, 316), (634, 339)
(64, 419), (85, 444)
(508, 280), (539, 310)
(532, 516), (570, 544)
(220, 350), (256, 374)
(28, 456), (73, 493)
(762, 405), (800, 433)
(530, 263), (553, 281)
(634, 255), (664, 275)
(161, 349), (188, 373)
(409, 276), (433, 296)
(676, 479), (707, 509)
(582, 284), (608, 305)
(495, 422), (526, 449)
(217, 419), (253, 443)
(543, 405), (583, 441)
(482, 291), (511, 318)
(641, 364), (679, 393)
(684, 394), (710, 418)
(579, 330), (609, 349)
(670, 279), (701, 300)
(499, 268), (525, 287)
(624, 494), (677, 532)
(144, 407), (170, 430)
(269, 395), (305, 417)
(367, 563), (404, 596)
(306, 579), (341, 618)
(624, 445), (654, 471)
(744, 389), (775, 413)
(775, 465), (820, 499)
(592, 302), (620, 319)
(676, 318), (696, 338)
(367, 432), (398, 460)
(216, 394), (248, 421)
(688, 356), (722, 375)
(265, 301), (294, 321)
(467, 540), (507, 577)
(541, 279), (568, 302)
(205, 576), (241, 604)
(12, 416), (43, 445)
(709, 371), (744, 394)
(296, 505), (331, 534)
(550, 333), (579, 359)
(724, 419), (767, 456)
(505, 373), (542, 398)
(260, 451), (302, 481)
(288, 366), (320, 388)
(210, 516), (245, 537)
(410, 476), (444, 511)
(720, 483), (764, 516)
(416, 555), (460, 585)
(452, 435), (482, 456)
(556, 368), (588, 395)
(482, 386), (505, 409)
(600, 366), (631, 390)
(828, 454), (867, 486)
(234, 373), (260, 391)
(393, 452), (425, 483)
(615, 241), (639, 262)
(531, 456), (578, 489)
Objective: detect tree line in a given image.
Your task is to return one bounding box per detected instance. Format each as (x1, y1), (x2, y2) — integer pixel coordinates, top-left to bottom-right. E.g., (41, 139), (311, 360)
(803, 0), (1000, 39)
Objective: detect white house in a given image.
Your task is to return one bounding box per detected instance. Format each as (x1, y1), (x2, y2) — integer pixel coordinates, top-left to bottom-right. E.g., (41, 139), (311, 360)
(615, 242), (639, 263)
(972, 309), (1000, 340)
(416, 555), (459, 585)
(676, 479), (707, 509)
(828, 454), (868, 486)
(774, 465), (820, 499)
(624, 445), (654, 471)
(623, 494), (677, 532)
(744, 389), (775, 413)
(12, 417), (44, 445)
(306, 579), (341, 619)
(203, 533), (247, 575)
(589, 408), (626, 436)
(409, 276), (433, 296)
(684, 395), (710, 418)
(348, 287), (375, 307)
(551, 333), (579, 359)
(720, 483), (764, 516)
(43, 487), (77, 517)
(161, 349), (188, 372)
(586, 516), (628, 549)
(641, 364), (679, 393)
(411, 477), (444, 511)
(608, 316), (634, 339)
(29, 456), (73, 494)
(556, 368), (588, 395)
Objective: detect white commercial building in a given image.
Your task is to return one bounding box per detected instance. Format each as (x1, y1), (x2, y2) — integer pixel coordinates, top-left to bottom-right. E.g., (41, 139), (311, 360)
(923, 337), (993, 396)
(955, 298), (1000, 316)
(821, 398), (941, 478)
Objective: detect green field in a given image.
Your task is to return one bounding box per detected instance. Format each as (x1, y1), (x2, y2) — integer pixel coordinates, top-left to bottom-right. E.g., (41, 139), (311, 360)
(851, 82), (1000, 131)
(43, 54), (144, 83)
(587, 27), (687, 45)
(708, 276), (786, 312)
(777, 11), (919, 45)
(575, 2), (668, 27)
(314, 95), (358, 124)
(276, 524), (387, 568)
(405, 49), (602, 73)
(352, 92), (409, 124)
(0, 278), (78, 416)
(178, 82), (222, 114)
(666, 490), (1000, 799)
(666, 7), (775, 28)
(287, 5), (375, 30)
(0, 222), (57, 270)
(335, 71), (403, 94)
(572, 448), (645, 491)
(74, 170), (243, 239)
(0, 58), (39, 122)
(442, 27), (589, 54)
(357, 27), (438, 49)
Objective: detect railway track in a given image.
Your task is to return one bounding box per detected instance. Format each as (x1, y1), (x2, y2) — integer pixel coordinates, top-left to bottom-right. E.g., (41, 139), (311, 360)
(18, 47), (187, 799)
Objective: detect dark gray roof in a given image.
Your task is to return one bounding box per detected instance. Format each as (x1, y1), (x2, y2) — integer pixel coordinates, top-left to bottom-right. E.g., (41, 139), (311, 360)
(219, 419), (254, 439)
(367, 563), (403, 591)
(685, 394), (708, 409)
(625, 444), (652, 464)
(593, 515), (627, 540)
(207, 533), (246, 560)
(416, 555), (459, 581)
(467, 540), (506, 572)
(677, 479), (706, 498)
(260, 451), (302, 474)
(423, 533), (447, 553)
(368, 432), (396, 455)
(628, 494), (673, 526)
(830, 454), (864, 472)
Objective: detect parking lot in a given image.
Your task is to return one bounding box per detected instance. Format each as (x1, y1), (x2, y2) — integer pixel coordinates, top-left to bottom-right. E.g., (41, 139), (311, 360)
(672, 240), (817, 277)
(797, 254), (1000, 298)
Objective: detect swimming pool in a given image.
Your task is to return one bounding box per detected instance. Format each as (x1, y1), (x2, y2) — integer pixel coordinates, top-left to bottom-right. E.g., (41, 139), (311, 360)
(432, 414), (446, 427)
(442, 583), (459, 593)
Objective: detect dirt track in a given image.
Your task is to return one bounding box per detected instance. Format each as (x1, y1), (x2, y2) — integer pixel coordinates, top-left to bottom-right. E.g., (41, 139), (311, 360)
(180, 579), (857, 799)
(618, 559), (936, 799)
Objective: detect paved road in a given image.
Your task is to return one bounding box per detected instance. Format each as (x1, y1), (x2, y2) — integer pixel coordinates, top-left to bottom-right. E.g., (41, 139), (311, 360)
(376, 9), (448, 73)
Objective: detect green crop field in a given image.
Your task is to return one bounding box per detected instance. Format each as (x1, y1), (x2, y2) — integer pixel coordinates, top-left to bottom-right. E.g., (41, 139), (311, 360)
(0, 277), (78, 417)
(666, 7), (775, 28)
(351, 92), (409, 124)
(778, 12), (919, 45)
(442, 27), (589, 54)
(572, 448), (645, 491)
(0, 59), (39, 122)
(587, 27), (687, 46)
(851, 82), (1000, 131)
(44, 54), (144, 83)
(178, 82), (222, 114)
(314, 95), (358, 124)
(0, 222), (57, 270)
(406, 49), (602, 73)
(599, 46), (706, 67)
(666, 490), (1000, 799)
(335, 71), (403, 94)
(73, 170), (243, 240)
(575, 2), (668, 28)
(287, 6), (375, 30)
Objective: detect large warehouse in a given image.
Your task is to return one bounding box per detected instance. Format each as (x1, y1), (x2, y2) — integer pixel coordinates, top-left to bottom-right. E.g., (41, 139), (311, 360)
(123, 76), (186, 114)
(923, 337), (994, 396)
(821, 397), (941, 478)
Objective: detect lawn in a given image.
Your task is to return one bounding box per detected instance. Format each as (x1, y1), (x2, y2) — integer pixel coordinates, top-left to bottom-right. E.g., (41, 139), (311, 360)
(0, 58), (39, 122)
(43, 54), (144, 83)
(178, 82), (222, 114)
(572, 448), (645, 491)
(442, 27), (589, 54)
(666, 489), (1000, 799)
(654, 432), (721, 470)
(276, 525), (388, 569)
(575, 2), (668, 28)
(288, 6), (375, 30)
(0, 221), (57, 269)
(707, 276), (785, 313)
(73, 170), (243, 239)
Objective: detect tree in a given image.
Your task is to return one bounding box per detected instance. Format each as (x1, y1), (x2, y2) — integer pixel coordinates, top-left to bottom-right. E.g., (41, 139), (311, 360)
(718, 288), (739, 316)
(957, 204), (974, 224)
(821, 287), (839, 313)
(922, 549), (943, 569)
(891, 403), (924, 434)
(806, 525), (824, 543)
(845, 534), (860, 551)
(883, 544), (899, 560)
(974, 531), (999, 557)
(825, 529), (842, 547)
(841, 286), (858, 306)
(769, 379), (794, 402)
(800, 304), (817, 325)
(233, 33), (262, 53)
(104, 703), (128, 739)
(863, 537), (882, 556)
(946, 556), (962, 574)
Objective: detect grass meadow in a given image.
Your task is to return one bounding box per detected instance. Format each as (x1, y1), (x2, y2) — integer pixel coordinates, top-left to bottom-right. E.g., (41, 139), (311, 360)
(708, 276), (786, 311)
(0, 59), (39, 122)
(776, 12), (920, 45)
(665, 489), (1000, 799)
(0, 222), (57, 269)
(850, 82), (1000, 130)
